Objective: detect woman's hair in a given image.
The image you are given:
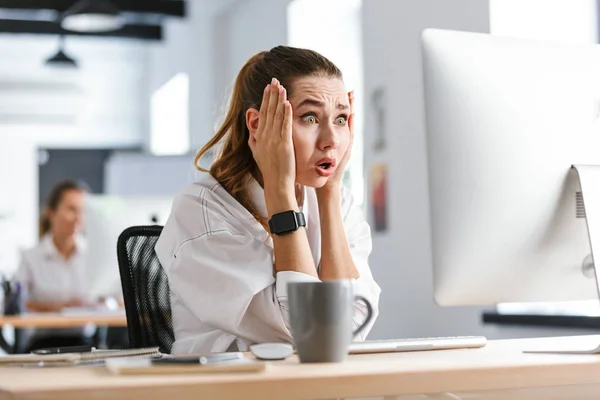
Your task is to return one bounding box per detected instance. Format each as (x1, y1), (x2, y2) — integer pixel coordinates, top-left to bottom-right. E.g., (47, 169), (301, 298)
(39, 180), (87, 238)
(194, 45), (342, 227)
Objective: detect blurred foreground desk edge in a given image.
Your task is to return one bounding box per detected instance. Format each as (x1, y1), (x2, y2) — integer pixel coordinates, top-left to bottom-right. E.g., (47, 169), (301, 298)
(1, 335), (600, 399)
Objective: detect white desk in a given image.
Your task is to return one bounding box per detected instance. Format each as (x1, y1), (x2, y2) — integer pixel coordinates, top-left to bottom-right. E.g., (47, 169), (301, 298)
(1, 335), (600, 399)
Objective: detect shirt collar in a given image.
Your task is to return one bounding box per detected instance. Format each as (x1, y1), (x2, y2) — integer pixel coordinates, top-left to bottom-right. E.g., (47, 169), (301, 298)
(248, 178), (269, 219)
(41, 233), (86, 260)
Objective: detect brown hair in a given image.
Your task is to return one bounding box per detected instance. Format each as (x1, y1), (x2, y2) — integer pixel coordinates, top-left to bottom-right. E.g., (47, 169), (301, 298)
(194, 45), (342, 227)
(39, 180), (87, 238)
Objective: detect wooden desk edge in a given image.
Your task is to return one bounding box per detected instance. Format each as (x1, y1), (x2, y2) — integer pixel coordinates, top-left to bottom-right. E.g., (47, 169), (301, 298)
(0, 315), (128, 328)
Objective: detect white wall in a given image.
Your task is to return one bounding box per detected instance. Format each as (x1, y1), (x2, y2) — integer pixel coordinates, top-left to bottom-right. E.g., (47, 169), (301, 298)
(144, 0), (290, 157)
(362, 0), (600, 340)
(0, 35), (148, 147)
(362, 0), (495, 340)
(212, 0), (290, 124)
(287, 0), (365, 206)
(0, 34), (148, 275)
(109, 0), (292, 199)
(0, 136), (37, 276)
(490, 0), (598, 44)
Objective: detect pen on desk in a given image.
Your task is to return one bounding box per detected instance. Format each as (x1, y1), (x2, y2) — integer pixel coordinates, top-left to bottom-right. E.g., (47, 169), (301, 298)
(199, 352), (244, 365)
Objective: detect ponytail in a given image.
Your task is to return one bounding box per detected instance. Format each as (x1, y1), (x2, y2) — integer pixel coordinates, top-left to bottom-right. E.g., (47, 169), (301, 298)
(194, 52), (267, 228)
(38, 208), (52, 238)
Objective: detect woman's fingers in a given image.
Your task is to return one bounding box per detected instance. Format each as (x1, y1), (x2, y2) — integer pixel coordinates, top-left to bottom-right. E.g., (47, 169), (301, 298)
(282, 100), (293, 142)
(346, 113), (354, 155)
(265, 78), (280, 134)
(256, 84), (271, 137)
(273, 85), (287, 137)
(348, 90), (355, 137)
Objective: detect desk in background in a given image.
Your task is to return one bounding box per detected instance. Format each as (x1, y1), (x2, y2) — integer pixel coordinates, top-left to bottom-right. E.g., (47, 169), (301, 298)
(1, 335), (600, 399)
(0, 312), (127, 354)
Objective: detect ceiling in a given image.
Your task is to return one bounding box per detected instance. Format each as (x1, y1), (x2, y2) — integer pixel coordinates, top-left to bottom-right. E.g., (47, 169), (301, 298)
(0, 0), (186, 40)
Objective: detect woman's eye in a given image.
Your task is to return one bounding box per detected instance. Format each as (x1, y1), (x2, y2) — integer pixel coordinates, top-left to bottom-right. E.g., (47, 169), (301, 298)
(302, 115), (317, 124)
(335, 117), (347, 126)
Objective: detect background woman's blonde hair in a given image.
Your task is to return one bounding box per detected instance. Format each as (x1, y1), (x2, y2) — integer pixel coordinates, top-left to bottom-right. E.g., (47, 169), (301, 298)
(194, 45), (342, 228)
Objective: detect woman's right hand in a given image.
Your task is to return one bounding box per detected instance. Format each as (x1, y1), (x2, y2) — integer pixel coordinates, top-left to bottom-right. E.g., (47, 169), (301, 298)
(248, 78), (296, 202)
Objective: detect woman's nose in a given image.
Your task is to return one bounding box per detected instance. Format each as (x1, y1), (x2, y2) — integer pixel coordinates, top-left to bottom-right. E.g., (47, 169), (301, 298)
(319, 125), (340, 150)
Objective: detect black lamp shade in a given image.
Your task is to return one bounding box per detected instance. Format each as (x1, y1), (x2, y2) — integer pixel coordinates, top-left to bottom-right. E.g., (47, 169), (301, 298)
(45, 49), (78, 68)
(45, 36), (78, 68)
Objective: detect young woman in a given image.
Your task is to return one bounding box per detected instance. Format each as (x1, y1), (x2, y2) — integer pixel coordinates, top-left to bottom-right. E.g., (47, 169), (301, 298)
(156, 46), (381, 354)
(15, 180), (94, 351)
(17, 180), (90, 312)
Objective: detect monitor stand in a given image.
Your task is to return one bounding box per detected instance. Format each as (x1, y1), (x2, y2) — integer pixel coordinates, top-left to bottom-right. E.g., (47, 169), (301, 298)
(523, 165), (600, 354)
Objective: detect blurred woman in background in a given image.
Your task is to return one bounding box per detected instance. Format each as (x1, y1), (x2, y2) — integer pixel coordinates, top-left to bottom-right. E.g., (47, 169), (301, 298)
(15, 180), (93, 351)
(17, 180), (90, 312)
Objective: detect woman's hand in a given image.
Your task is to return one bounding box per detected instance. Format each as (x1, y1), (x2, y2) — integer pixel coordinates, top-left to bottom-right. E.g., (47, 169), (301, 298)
(249, 78), (295, 198)
(317, 91), (355, 196)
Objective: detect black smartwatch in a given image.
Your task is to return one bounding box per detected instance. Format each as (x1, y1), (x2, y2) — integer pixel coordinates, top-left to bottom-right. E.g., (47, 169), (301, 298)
(268, 210), (306, 236)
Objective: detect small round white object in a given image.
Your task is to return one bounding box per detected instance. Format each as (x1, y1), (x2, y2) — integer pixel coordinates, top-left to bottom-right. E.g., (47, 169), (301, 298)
(250, 342), (294, 360)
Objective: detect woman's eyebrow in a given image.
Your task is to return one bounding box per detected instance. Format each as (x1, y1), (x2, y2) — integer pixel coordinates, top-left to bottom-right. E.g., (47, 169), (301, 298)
(295, 98), (350, 110)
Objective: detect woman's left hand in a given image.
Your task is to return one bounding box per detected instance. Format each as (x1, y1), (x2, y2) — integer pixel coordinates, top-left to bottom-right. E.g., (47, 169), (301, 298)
(317, 91), (355, 195)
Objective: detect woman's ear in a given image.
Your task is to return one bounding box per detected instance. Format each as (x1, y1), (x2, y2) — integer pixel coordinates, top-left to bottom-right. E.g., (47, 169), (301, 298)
(246, 108), (260, 136)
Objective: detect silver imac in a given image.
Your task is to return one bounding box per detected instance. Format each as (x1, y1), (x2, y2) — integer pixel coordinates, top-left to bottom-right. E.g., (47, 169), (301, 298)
(422, 29), (600, 353)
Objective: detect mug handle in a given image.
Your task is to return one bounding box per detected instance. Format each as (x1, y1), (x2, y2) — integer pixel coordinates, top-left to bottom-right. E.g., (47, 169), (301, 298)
(352, 295), (374, 337)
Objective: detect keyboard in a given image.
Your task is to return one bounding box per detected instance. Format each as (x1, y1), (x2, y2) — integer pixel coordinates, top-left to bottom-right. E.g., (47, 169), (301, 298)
(348, 335), (487, 354)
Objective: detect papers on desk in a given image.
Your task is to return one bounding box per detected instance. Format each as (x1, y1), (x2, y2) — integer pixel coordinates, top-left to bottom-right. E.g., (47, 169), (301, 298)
(59, 307), (125, 317)
(105, 357), (267, 375)
(0, 347), (161, 366)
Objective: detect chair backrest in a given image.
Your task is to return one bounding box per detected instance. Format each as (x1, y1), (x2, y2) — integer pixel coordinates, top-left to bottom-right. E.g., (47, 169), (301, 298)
(116, 225), (174, 354)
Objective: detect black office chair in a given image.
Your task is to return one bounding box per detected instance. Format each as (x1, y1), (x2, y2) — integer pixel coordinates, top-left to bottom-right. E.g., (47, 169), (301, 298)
(116, 225), (174, 354)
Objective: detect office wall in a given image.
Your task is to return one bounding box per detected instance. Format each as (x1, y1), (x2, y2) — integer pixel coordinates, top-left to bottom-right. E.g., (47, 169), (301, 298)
(287, 0), (366, 207)
(146, 0), (228, 153)
(145, 0), (290, 155)
(361, 0), (600, 340)
(490, 0), (598, 44)
(216, 0), (290, 101)
(361, 0), (495, 340)
(111, 0), (292, 198)
(0, 36), (148, 275)
(0, 136), (37, 276)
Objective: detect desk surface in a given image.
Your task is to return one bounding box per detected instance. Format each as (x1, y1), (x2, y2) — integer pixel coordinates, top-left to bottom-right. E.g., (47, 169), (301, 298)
(1, 335), (600, 400)
(0, 313), (127, 328)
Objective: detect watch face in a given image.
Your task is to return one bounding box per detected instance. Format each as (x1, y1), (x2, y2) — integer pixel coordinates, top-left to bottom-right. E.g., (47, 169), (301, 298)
(270, 211), (298, 234)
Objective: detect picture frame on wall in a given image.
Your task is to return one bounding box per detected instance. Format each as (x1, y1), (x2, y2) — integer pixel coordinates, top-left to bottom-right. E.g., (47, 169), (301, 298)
(370, 163), (388, 233)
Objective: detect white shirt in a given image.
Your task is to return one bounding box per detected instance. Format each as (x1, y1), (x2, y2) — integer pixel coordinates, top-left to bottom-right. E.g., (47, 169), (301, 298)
(155, 173), (381, 354)
(15, 234), (88, 304)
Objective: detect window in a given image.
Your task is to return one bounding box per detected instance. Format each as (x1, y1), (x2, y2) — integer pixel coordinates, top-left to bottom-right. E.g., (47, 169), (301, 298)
(150, 72), (190, 156)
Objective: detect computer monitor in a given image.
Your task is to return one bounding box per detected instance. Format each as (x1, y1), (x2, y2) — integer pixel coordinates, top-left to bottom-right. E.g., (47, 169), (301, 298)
(421, 29), (600, 307)
(82, 195), (173, 299)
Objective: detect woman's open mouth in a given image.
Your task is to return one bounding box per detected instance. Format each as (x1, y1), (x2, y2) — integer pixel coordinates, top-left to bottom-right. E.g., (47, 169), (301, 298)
(315, 158), (336, 177)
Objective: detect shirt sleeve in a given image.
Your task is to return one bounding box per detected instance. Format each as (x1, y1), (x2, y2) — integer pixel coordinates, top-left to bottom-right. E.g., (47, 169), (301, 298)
(342, 186), (382, 341)
(165, 231), (320, 345)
